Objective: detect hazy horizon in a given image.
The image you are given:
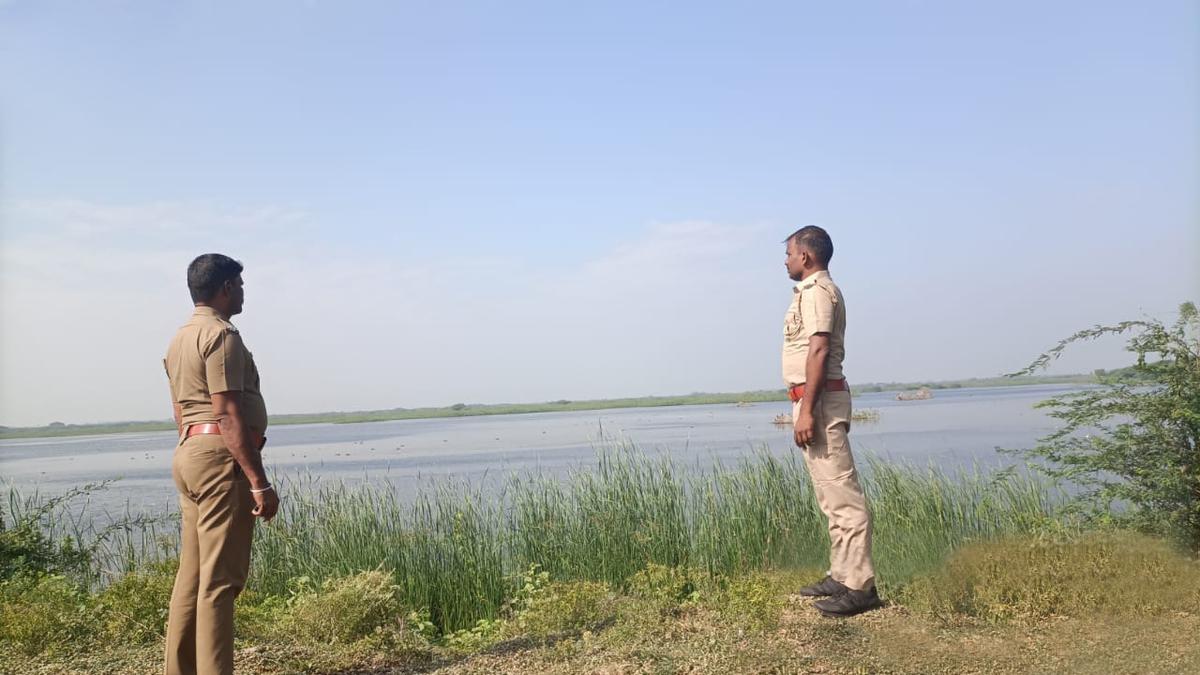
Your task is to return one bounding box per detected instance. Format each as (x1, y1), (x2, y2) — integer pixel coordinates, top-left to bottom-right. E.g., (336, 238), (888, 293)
(2, 1), (1196, 427)
(1, 373), (1104, 429)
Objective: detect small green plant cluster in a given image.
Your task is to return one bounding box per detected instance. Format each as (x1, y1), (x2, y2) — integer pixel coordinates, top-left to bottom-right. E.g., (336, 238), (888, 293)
(279, 569), (405, 644)
(714, 572), (785, 632)
(441, 616), (507, 651)
(228, 570), (437, 670)
(523, 580), (613, 633)
(626, 562), (700, 613)
(439, 565), (615, 651)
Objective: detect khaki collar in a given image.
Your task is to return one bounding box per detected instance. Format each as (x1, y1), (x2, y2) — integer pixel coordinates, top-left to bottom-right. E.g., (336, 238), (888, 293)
(192, 306), (228, 322)
(793, 269), (831, 293)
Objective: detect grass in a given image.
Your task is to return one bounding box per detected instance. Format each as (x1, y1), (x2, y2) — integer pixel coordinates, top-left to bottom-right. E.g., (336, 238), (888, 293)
(422, 536), (1200, 675)
(221, 448), (1058, 633)
(5, 532), (1199, 674)
(11, 447), (1195, 673)
(6, 449), (1055, 622)
(897, 530), (1200, 623)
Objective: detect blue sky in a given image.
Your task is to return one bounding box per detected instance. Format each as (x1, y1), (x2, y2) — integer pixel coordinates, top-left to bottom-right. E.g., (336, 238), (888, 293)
(1, 1), (1196, 426)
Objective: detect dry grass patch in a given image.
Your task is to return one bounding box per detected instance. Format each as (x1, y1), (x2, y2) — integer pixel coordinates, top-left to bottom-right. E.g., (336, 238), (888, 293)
(897, 531), (1200, 623)
(799, 608), (1200, 675)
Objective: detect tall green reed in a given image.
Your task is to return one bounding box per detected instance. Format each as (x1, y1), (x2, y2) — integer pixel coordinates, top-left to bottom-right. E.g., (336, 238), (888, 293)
(248, 448), (1059, 630)
(6, 447), (1061, 632)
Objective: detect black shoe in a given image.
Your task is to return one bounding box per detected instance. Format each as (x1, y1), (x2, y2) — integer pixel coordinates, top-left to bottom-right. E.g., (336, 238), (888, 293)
(814, 586), (882, 617)
(797, 575), (849, 597)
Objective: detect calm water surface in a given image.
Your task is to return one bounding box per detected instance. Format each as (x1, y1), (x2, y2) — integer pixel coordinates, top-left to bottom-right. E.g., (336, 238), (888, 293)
(0, 384), (1075, 516)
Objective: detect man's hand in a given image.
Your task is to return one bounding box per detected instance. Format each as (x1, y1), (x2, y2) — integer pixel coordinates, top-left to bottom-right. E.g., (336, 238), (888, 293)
(795, 332), (830, 449)
(211, 390), (271, 487)
(251, 488), (280, 522)
(794, 410), (816, 448)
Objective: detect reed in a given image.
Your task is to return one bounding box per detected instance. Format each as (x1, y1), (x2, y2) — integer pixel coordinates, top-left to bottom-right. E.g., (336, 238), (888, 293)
(3, 447), (1059, 632)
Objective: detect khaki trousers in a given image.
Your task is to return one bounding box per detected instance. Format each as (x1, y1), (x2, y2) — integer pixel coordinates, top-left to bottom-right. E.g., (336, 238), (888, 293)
(165, 434), (255, 675)
(794, 391), (875, 591)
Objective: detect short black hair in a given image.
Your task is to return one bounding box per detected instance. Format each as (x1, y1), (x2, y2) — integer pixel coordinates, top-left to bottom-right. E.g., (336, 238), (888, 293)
(784, 226), (834, 267)
(187, 253), (243, 303)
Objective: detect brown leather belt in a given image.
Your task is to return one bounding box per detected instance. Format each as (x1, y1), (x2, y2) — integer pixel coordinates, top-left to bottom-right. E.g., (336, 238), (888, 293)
(186, 423), (222, 437)
(788, 379), (848, 402)
(184, 423), (266, 450)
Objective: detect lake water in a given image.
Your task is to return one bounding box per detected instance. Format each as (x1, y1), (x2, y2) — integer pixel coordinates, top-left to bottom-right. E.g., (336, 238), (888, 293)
(0, 384), (1075, 518)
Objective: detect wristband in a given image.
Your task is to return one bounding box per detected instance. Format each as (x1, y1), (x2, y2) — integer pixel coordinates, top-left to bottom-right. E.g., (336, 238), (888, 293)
(249, 484), (274, 494)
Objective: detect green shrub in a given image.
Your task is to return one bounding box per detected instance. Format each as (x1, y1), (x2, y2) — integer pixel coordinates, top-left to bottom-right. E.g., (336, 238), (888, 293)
(442, 617), (506, 651)
(0, 574), (95, 656)
(93, 559), (177, 644)
(1012, 301), (1200, 550)
(714, 572), (784, 632)
(0, 508), (90, 582)
(626, 563), (700, 613)
(899, 531), (1200, 623)
(281, 570), (406, 644)
(514, 580), (612, 637)
(234, 589), (287, 642)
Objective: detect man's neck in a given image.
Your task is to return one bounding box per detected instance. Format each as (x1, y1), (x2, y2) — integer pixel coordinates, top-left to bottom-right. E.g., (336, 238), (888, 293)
(799, 267), (828, 281)
(195, 303), (231, 321)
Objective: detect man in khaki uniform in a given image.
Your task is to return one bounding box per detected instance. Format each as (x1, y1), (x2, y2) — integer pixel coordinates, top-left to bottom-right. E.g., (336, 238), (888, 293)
(163, 253), (279, 675)
(782, 226), (881, 617)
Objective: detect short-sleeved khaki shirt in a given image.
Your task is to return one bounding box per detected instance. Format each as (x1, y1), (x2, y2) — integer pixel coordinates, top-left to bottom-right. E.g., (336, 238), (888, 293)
(165, 306), (268, 437)
(782, 270), (846, 386)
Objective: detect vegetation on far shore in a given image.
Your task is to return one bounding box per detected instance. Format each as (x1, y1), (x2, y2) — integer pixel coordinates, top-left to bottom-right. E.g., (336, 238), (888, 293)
(0, 371), (1115, 440)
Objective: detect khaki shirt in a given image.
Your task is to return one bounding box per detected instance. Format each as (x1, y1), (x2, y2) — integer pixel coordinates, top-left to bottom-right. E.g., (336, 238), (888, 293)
(782, 270), (846, 386)
(165, 306), (268, 437)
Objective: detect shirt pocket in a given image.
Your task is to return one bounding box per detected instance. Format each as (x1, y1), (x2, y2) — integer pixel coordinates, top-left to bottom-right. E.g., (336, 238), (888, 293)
(783, 308), (803, 339)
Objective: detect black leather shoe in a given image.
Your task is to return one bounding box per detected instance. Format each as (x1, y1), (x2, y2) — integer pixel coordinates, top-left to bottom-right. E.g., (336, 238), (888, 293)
(797, 575), (849, 597)
(814, 586), (882, 617)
